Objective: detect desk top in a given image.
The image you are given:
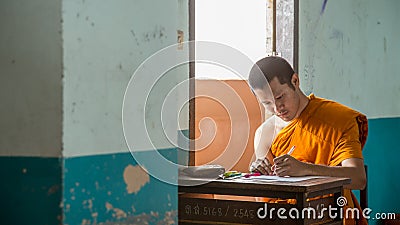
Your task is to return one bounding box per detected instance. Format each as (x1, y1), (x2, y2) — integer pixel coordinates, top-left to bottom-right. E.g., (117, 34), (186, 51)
(179, 176), (351, 195)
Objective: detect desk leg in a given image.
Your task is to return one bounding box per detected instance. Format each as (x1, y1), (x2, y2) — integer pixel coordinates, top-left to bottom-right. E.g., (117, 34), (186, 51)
(334, 188), (344, 223)
(296, 191), (343, 225)
(295, 193), (307, 224)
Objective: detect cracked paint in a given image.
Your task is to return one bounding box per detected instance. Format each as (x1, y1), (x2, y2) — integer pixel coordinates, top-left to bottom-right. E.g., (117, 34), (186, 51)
(63, 151), (177, 224)
(123, 165), (150, 194)
(105, 202), (127, 219)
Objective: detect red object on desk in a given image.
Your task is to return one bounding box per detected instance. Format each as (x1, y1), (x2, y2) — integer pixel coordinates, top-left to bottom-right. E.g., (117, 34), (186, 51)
(243, 172), (261, 178)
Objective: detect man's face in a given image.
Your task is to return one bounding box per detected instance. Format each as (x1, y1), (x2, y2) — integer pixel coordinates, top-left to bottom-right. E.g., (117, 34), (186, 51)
(254, 75), (301, 122)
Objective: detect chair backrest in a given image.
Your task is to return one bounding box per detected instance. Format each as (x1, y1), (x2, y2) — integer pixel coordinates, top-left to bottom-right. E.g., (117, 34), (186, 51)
(360, 165), (368, 210)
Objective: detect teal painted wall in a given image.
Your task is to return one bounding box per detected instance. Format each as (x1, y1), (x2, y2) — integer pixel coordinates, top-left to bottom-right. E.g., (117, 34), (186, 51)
(0, 0), (63, 224)
(299, 0), (400, 223)
(363, 118), (400, 216)
(177, 129), (190, 166)
(63, 149), (177, 224)
(61, 0), (189, 224)
(0, 0), (188, 224)
(0, 157), (62, 225)
(352, 117), (400, 222)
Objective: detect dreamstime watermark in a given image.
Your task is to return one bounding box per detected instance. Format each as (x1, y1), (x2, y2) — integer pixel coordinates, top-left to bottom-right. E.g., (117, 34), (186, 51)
(256, 196), (396, 221)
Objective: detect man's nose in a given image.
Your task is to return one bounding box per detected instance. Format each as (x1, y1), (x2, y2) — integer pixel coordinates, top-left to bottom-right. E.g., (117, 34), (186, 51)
(274, 101), (284, 112)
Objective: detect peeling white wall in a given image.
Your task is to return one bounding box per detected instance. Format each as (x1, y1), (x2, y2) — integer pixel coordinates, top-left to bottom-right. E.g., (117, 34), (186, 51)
(0, 0), (62, 157)
(62, 0), (189, 157)
(299, 0), (400, 118)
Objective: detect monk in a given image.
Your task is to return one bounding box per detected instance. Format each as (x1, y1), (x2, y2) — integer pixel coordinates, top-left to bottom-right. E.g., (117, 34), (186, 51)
(248, 56), (368, 225)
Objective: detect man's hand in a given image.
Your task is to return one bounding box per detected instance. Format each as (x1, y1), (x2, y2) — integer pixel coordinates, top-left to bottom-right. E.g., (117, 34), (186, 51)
(273, 155), (309, 177)
(273, 155), (366, 190)
(249, 158), (274, 175)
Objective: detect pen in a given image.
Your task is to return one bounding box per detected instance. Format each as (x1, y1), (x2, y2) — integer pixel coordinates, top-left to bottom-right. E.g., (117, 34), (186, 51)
(272, 146), (296, 175)
(244, 172), (261, 178)
(287, 146), (296, 155)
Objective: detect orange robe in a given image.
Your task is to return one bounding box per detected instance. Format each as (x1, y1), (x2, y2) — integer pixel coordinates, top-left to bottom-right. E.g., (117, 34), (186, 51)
(270, 94), (368, 225)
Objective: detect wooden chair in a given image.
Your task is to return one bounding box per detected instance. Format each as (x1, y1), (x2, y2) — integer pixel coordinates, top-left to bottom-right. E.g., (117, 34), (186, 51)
(360, 165), (368, 210)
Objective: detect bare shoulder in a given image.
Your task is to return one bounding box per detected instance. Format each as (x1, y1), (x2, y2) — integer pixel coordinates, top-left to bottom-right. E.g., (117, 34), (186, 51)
(254, 116), (289, 159)
(256, 115), (288, 135)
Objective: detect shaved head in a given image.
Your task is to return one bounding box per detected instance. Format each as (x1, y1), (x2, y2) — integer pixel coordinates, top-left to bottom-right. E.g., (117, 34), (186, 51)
(248, 56), (295, 90)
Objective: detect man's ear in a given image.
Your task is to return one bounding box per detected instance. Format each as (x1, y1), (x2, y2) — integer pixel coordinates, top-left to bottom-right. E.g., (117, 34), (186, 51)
(291, 73), (300, 87)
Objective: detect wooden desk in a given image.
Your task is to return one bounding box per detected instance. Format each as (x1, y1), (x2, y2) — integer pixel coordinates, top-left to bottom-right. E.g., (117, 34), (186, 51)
(179, 177), (351, 225)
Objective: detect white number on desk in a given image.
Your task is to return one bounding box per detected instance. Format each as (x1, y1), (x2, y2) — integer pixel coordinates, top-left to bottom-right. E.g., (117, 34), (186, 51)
(218, 207), (223, 216)
(203, 207), (223, 216)
(185, 205), (191, 215)
(233, 208), (255, 218)
(194, 204), (200, 215)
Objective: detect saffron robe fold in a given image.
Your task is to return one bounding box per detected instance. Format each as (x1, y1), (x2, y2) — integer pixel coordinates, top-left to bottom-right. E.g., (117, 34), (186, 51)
(270, 94), (368, 225)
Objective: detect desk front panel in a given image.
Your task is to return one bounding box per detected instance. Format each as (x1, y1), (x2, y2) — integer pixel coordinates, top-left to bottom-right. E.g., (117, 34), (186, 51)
(178, 177), (349, 225)
(179, 195), (337, 225)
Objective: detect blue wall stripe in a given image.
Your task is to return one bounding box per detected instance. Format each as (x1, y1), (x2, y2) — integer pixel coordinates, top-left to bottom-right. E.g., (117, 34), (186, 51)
(363, 117), (400, 219)
(63, 148), (178, 225)
(0, 157), (62, 225)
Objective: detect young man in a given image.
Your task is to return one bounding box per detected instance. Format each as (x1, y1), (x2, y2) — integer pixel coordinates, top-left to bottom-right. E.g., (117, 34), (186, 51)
(248, 56), (368, 225)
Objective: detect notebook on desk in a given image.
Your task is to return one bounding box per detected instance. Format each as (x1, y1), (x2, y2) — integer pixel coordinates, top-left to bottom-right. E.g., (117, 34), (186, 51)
(246, 175), (326, 182)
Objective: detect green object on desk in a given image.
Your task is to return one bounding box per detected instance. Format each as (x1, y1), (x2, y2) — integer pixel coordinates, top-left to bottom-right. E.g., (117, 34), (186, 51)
(222, 171), (242, 179)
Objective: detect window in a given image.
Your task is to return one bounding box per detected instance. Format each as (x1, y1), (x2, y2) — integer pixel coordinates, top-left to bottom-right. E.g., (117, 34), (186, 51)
(189, 0), (297, 169)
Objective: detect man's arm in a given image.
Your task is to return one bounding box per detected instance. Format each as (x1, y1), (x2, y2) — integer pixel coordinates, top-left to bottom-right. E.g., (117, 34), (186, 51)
(273, 156), (366, 190)
(250, 116), (287, 174)
(254, 116), (275, 159)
